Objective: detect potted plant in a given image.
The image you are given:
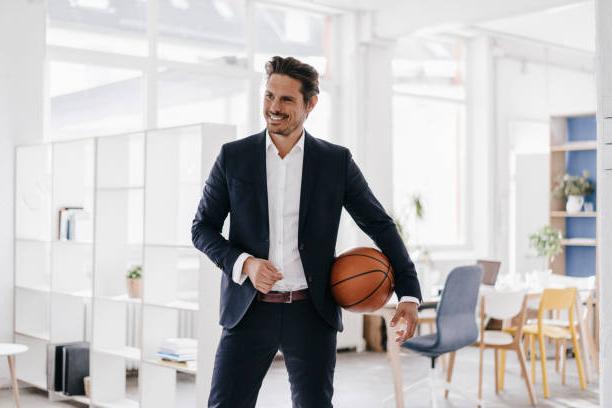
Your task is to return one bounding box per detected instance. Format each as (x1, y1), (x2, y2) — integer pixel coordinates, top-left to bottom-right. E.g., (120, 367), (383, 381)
(126, 265), (142, 298)
(553, 170), (594, 213)
(528, 225), (563, 274)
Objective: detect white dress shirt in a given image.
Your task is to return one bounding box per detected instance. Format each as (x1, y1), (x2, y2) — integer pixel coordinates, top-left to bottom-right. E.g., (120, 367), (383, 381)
(232, 130), (419, 304)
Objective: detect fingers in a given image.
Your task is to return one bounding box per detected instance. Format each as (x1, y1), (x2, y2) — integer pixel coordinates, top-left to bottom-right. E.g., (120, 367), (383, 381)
(250, 259), (283, 294)
(394, 317), (418, 343)
(390, 309), (404, 328)
(263, 261), (283, 281)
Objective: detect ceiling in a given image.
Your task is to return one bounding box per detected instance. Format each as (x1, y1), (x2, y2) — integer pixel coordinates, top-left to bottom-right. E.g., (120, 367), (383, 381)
(474, 1), (595, 52)
(295, 0), (595, 53)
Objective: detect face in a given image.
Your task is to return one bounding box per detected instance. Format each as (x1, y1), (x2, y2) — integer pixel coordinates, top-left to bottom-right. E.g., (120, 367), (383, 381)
(263, 74), (317, 138)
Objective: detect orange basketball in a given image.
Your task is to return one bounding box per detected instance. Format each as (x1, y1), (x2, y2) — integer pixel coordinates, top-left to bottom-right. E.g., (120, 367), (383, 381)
(330, 247), (394, 313)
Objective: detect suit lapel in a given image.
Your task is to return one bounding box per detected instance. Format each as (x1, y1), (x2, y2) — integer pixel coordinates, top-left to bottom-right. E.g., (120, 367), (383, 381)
(298, 132), (319, 238)
(254, 131), (269, 238)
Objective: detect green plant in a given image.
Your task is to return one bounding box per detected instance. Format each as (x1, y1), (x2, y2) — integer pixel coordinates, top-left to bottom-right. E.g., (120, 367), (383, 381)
(553, 170), (594, 199)
(529, 225), (563, 264)
(127, 265), (142, 279)
(411, 194), (424, 220)
(394, 193), (425, 241)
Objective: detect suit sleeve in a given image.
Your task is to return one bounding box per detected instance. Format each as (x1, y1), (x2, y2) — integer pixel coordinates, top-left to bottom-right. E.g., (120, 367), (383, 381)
(342, 149), (422, 302)
(191, 145), (243, 278)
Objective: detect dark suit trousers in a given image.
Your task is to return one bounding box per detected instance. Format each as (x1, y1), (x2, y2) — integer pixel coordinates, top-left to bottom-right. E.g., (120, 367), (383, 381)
(208, 296), (337, 408)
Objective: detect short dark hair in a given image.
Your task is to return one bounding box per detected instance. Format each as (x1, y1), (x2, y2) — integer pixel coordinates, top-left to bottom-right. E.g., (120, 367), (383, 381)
(265, 56), (319, 105)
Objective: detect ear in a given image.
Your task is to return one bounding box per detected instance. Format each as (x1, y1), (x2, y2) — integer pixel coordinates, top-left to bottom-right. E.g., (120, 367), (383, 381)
(306, 94), (318, 113)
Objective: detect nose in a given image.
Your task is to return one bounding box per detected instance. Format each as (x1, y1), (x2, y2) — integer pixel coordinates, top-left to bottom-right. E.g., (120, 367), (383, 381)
(269, 98), (280, 112)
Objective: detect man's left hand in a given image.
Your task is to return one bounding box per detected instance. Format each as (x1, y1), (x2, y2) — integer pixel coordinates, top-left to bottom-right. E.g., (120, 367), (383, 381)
(390, 302), (419, 344)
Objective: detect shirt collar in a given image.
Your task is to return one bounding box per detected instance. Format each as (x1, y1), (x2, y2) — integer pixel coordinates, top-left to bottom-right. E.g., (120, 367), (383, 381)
(266, 129), (305, 155)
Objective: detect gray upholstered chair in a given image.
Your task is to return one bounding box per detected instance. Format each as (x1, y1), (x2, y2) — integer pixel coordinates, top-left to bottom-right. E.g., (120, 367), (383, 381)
(387, 265), (483, 407)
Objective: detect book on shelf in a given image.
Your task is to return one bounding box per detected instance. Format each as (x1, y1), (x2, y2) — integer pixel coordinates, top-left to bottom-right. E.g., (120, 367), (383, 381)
(157, 338), (198, 362)
(57, 207), (91, 241)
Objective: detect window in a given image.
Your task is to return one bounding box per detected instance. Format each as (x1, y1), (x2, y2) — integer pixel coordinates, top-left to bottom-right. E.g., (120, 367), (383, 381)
(392, 37), (467, 248)
(253, 4), (332, 78)
(157, 0), (248, 68)
(45, 0), (338, 144)
(47, 0), (148, 57)
(49, 61), (144, 139)
(157, 68), (248, 134)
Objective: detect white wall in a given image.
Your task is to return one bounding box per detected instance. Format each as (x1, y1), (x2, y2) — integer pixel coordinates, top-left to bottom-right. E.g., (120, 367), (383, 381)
(493, 55), (596, 275)
(595, 0), (612, 404)
(0, 0), (46, 387)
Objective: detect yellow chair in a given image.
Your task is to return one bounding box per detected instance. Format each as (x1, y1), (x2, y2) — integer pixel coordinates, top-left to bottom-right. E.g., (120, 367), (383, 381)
(503, 288), (586, 398)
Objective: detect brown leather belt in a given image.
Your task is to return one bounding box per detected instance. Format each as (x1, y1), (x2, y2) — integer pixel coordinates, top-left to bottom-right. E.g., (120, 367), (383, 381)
(257, 289), (309, 303)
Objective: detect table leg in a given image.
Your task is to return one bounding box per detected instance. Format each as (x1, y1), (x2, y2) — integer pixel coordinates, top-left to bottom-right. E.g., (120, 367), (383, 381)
(8, 355), (21, 408)
(382, 309), (405, 408)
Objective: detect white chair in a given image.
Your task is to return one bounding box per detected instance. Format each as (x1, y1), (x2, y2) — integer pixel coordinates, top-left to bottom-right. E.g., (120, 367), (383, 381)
(0, 343), (28, 408)
(447, 290), (536, 406)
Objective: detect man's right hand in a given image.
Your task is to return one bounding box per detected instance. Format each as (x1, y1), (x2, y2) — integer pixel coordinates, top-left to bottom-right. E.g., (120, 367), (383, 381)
(243, 257), (283, 293)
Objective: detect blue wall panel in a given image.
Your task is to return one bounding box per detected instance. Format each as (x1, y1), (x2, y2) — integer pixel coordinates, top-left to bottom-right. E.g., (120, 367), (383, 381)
(565, 246), (596, 277)
(564, 115), (597, 277)
(567, 116), (596, 142)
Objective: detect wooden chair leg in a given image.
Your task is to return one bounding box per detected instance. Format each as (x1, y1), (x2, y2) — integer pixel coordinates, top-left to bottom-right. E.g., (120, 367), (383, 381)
(516, 345), (537, 406)
(538, 334), (550, 398)
(529, 334), (536, 384)
(521, 335), (529, 378)
(499, 349), (507, 391)
(444, 351), (456, 399)
(8, 355), (21, 408)
(478, 346), (484, 405)
(571, 330), (587, 390)
(561, 340), (567, 385)
(555, 339), (560, 373)
(494, 349), (500, 394)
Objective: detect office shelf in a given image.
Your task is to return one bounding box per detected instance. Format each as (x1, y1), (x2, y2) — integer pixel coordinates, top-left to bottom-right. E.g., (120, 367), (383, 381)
(550, 211), (597, 218)
(549, 114), (598, 279)
(15, 124), (234, 407)
(561, 238), (597, 247)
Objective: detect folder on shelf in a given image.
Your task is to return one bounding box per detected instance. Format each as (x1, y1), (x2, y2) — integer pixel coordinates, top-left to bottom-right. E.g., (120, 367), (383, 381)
(48, 341), (89, 395)
(62, 343), (90, 396)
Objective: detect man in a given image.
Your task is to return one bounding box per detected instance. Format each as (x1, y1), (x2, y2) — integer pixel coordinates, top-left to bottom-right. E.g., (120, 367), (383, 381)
(192, 56), (422, 408)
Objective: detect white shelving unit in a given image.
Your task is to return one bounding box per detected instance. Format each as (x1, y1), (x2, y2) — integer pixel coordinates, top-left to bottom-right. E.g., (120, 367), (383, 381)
(14, 123), (235, 407)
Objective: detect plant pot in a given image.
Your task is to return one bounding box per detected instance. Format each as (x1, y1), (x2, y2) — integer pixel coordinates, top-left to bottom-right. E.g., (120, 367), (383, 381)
(566, 195), (584, 213)
(127, 277), (142, 298)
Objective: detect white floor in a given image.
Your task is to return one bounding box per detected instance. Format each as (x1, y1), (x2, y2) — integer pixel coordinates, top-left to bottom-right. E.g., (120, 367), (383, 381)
(0, 347), (599, 407)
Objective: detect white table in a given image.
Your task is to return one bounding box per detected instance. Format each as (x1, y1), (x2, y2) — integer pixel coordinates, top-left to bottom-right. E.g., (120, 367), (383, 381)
(0, 343), (28, 408)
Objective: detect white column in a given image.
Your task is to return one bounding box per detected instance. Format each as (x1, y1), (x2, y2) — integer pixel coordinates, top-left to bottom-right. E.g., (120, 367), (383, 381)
(595, 1), (612, 405)
(0, 0), (46, 387)
(466, 36), (495, 259)
(345, 30), (395, 247)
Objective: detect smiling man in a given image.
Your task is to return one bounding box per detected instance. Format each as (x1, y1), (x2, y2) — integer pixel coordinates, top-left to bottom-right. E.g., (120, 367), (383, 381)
(192, 56), (422, 408)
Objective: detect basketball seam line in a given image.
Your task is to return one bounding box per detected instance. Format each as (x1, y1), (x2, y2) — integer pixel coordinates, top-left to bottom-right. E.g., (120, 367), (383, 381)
(341, 271), (393, 308)
(330, 269), (387, 288)
(335, 253), (390, 270)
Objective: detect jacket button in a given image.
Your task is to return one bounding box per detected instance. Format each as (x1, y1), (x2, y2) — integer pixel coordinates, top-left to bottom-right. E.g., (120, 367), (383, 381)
(299, 243), (304, 250)
(307, 276), (313, 283)
(264, 238), (269, 243)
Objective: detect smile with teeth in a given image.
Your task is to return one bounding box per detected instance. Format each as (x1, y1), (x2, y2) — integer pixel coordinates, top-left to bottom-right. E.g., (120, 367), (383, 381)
(269, 113), (287, 121)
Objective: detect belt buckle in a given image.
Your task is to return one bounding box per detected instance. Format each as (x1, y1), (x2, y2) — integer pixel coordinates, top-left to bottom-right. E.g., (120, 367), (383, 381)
(285, 291), (293, 304)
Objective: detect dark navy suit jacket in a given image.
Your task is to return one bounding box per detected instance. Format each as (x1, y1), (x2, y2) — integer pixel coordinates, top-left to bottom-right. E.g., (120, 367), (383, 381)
(191, 130), (422, 331)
